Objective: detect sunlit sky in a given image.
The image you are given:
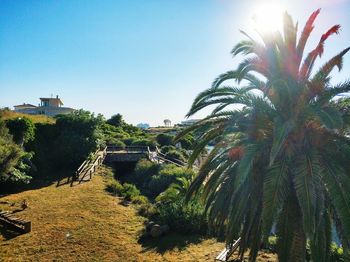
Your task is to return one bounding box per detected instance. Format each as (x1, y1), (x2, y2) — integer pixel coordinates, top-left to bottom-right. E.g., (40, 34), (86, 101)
(1, 0), (350, 126)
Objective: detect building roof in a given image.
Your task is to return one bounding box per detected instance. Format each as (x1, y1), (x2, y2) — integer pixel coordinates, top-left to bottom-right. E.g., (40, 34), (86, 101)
(14, 103), (37, 108)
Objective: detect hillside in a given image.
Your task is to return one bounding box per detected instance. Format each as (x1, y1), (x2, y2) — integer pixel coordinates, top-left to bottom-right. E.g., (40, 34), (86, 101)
(0, 168), (277, 261)
(0, 110), (55, 124)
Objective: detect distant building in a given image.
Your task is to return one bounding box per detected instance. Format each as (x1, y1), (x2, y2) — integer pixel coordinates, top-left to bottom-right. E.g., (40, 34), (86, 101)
(180, 119), (200, 126)
(137, 123), (150, 129)
(14, 96), (75, 117)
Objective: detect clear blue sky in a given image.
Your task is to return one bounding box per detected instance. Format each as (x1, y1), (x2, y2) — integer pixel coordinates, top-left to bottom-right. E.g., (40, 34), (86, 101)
(1, 0), (350, 126)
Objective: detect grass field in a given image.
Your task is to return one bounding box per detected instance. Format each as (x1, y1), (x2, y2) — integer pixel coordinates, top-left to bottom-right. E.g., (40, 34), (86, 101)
(0, 167), (277, 261)
(0, 110), (55, 124)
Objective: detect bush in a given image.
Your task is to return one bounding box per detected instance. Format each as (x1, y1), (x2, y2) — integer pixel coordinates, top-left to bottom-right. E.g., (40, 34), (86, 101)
(137, 202), (158, 218)
(147, 174), (176, 198)
(146, 165), (194, 199)
(156, 133), (174, 147)
(160, 145), (177, 154)
(178, 134), (194, 150)
(131, 139), (157, 148)
(165, 150), (187, 163)
(120, 183), (141, 201)
(155, 199), (207, 235)
(6, 117), (35, 145)
(123, 137), (138, 146)
(106, 139), (125, 148)
(133, 159), (160, 188)
(131, 195), (149, 205)
(106, 180), (123, 195)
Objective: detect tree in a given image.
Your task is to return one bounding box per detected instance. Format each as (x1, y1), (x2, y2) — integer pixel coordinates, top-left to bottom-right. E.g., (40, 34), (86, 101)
(54, 110), (104, 168)
(178, 10), (350, 261)
(107, 114), (124, 127)
(6, 117), (35, 146)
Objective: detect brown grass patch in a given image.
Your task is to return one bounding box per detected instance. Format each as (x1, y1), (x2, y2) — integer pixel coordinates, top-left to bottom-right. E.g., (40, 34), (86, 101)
(0, 110), (55, 124)
(0, 167), (277, 261)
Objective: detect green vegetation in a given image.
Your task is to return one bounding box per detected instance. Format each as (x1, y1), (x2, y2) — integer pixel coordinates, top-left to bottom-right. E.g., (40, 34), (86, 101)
(6, 117), (36, 145)
(0, 121), (32, 183)
(1, 169), (231, 261)
(177, 9), (350, 261)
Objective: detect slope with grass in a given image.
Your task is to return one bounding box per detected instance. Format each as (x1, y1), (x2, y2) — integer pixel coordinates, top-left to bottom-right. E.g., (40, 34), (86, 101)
(0, 110), (55, 124)
(0, 167), (276, 261)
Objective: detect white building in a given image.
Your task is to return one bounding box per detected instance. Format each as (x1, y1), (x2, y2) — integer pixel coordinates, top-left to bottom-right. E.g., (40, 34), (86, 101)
(180, 119), (200, 126)
(14, 96), (75, 117)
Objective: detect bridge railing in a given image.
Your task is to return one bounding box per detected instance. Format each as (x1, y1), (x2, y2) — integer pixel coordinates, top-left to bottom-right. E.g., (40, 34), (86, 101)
(72, 146), (107, 186)
(107, 145), (152, 153)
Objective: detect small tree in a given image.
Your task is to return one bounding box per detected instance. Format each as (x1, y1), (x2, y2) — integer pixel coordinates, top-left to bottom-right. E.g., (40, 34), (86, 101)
(6, 117), (35, 146)
(107, 114), (124, 127)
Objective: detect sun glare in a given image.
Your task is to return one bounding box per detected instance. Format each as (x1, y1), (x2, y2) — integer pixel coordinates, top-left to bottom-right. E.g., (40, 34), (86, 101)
(251, 2), (284, 33)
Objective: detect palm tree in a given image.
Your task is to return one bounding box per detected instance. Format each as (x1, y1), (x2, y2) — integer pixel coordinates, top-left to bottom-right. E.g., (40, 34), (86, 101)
(178, 9), (350, 261)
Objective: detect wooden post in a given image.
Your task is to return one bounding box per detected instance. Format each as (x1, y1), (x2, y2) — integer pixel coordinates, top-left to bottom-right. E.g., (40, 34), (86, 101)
(23, 221), (31, 233)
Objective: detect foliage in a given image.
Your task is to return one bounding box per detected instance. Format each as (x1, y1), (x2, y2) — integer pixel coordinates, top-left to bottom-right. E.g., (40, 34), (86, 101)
(106, 180), (124, 195)
(54, 110), (104, 168)
(160, 145), (177, 155)
(132, 159), (161, 189)
(120, 183), (141, 201)
(165, 150), (187, 163)
(6, 117), (35, 145)
(123, 137), (138, 146)
(177, 133), (194, 150)
(107, 138), (126, 148)
(130, 195), (149, 205)
(146, 165), (194, 199)
(106, 180), (142, 202)
(0, 121), (32, 184)
(107, 113), (124, 127)
(155, 199), (207, 235)
(131, 138), (157, 148)
(178, 9), (350, 261)
(156, 133), (174, 147)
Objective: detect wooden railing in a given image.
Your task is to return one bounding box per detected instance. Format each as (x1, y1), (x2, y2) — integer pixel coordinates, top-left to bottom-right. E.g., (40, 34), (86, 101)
(72, 146), (107, 185)
(106, 145), (151, 153)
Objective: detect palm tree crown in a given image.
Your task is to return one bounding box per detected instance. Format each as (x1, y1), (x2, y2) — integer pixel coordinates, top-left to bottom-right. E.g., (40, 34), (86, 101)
(178, 9), (350, 261)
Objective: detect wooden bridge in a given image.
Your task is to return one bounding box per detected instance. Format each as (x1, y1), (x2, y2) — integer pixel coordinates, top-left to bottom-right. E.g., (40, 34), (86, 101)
(73, 145), (190, 185)
(105, 145), (188, 167)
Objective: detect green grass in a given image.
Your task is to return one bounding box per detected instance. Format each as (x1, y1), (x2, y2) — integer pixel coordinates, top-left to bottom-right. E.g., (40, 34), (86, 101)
(0, 167), (277, 261)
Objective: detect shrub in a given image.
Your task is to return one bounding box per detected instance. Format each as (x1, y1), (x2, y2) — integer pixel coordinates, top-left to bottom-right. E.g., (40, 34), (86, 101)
(165, 150), (187, 163)
(131, 195), (149, 205)
(160, 145), (177, 154)
(133, 159), (160, 188)
(108, 139), (126, 148)
(6, 117), (35, 145)
(107, 114), (124, 127)
(120, 183), (141, 201)
(155, 199), (207, 235)
(156, 133), (174, 147)
(147, 174), (176, 198)
(131, 138), (157, 148)
(137, 202), (158, 218)
(106, 180), (123, 195)
(123, 137), (138, 146)
(146, 165), (194, 199)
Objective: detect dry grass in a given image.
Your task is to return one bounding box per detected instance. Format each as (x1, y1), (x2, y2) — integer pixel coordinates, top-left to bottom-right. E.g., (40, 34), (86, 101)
(0, 110), (55, 124)
(0, 167), (277, 261)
